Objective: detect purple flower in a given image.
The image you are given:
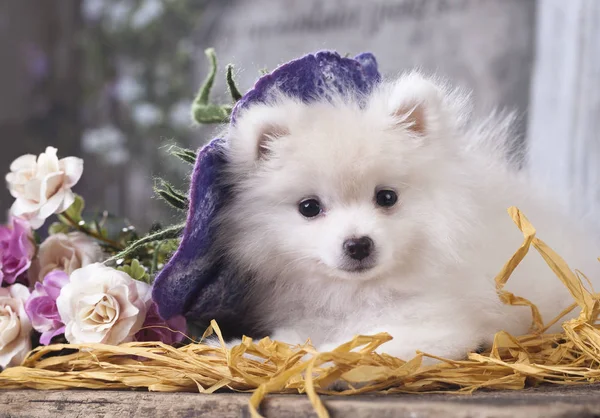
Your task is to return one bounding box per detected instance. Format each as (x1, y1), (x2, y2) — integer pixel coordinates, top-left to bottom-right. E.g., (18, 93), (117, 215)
(25, 270), (69, 345)
(0, 217), (35, 286)
(135, 301), (186, 345)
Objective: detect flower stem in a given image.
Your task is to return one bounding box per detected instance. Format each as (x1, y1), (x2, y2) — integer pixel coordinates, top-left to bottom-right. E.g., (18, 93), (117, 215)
(106, 223), (184, 263)
(60, 212), (124, 251)
(150, 241), (164, 275)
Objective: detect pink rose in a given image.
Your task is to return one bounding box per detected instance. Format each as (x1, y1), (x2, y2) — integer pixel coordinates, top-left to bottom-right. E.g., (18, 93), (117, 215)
(30, 232), (103, 283)
(0, 218), (35, 286)
(25, 270), (69, 345)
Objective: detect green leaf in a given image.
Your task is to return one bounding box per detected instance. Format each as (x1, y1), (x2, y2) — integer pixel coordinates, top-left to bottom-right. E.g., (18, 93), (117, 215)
(63, 194), (85, 224)
(31, 231), (42, 246)
(162, 181), (187, 202)
(49, 222), (71, 235)
(157, 190), (187, 210)
(118, 259), (150, 283)
(89, 219), (109, 238)
(197, 48), (217, 106)
(190, 48), (233, 125)
(173, 151), (197, 165)
(154, 179), (188, 210)
(150, 241), (164, 275)
(191, 103), (231, 124)
(169, 146), (197, 165)
(225, 64), (243, 102)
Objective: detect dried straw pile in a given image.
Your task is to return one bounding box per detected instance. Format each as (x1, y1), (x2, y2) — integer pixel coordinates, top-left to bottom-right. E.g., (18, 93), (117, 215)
(1, 207), (600, 418)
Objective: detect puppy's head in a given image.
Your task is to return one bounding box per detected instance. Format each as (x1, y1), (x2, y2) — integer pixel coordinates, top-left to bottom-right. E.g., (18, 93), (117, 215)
(222, 73), (473, 284)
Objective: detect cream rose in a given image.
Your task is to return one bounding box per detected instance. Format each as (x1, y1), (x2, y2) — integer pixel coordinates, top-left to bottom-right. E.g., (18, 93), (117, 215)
(30, 232), (103, 283)
(0, 284), (32, 368)
(56, 263), (151, 345)
(6, 147), (83, 229)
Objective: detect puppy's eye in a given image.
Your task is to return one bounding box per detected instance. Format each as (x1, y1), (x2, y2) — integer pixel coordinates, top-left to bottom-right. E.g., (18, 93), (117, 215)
(375, 190), (398, 208)
(298, 198), (322, 218)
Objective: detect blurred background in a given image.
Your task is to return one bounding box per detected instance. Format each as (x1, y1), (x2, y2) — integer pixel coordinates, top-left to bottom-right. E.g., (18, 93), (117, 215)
(0, 0), (598, 231)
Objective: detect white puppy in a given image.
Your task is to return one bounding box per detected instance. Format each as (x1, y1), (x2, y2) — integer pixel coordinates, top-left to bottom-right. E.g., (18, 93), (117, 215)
(215, 72), (600, 360)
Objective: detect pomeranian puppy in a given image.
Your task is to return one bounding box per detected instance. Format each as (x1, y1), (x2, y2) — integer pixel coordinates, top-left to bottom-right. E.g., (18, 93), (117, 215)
(215, 72), (600, 360)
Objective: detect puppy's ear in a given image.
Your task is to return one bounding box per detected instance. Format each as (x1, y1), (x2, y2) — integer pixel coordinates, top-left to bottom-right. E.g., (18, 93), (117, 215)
(255, 122), (289, 159)
(230, 103), (291, 161)
(388, 73), (447, 137)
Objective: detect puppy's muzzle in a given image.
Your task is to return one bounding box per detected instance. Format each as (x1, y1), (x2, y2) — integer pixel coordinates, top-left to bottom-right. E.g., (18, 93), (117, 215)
(343, 236), (374, 261)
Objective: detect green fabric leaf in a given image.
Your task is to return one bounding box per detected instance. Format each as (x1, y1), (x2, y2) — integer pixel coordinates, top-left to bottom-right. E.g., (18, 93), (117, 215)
(49, 222), (71, 235)
(63, 194), (85, 224)
(190, 48), (234, 125)
(191, 103), (231, 124)
(118, 259), (150, 283)
(154, 179), (188, 210)
(169, 146), (197, 165)
(197, 48), (217, 106)
(226, 64), (243, 102)
(157, 190), (187, 210)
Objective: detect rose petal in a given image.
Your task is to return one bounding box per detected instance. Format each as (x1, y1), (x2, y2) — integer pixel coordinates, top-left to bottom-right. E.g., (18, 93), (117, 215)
(0, 335), (31, 368)
(9, 154), (36, 172)
(24, 214), (44, 230)
(0, 310), (20, 346)
(43, 271), (70, 299)
(39, 326), (65, 346)
(56, 281), (74, 322)
(5, 171), (33, 199)
(104, 315), (137, 345)
(54, 189), (75, 214)
(70, 321), (106, 344)
(10, 198), (39, 217)
(23, 176), (43, 203)
(9, 284), (32, 304)
(59, 157), (83, 188)
(37, 188), (66, 220)
(0, 284), (32, 368)
(36, 147), (60, 177)
(41, 172), (64, 201)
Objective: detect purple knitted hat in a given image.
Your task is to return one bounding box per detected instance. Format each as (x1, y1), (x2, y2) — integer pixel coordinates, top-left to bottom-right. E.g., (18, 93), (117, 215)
(152, 51), (381, 334)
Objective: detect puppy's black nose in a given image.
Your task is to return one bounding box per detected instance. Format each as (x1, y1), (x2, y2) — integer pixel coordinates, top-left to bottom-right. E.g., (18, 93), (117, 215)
(343, 236), (374, 261)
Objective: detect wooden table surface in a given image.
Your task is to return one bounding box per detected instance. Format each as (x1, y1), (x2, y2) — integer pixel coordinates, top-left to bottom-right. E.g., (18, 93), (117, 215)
(2, 384), (600, 417)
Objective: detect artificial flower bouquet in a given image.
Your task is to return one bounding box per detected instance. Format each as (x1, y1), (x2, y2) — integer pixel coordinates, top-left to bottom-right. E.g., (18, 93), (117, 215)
(0, 48), (242, 372)
(0, 145), (187, 369)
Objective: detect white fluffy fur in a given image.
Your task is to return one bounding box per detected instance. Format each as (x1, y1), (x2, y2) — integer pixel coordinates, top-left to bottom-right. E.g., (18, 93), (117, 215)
(216, 72), (600, 361)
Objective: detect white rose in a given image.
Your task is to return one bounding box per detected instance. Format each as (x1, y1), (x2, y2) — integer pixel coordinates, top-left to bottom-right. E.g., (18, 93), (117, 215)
(56, 263), (151, 345)
(5, 147), (83, 229)
(30, 232), (104, 283)
(0, 284), (32, 368)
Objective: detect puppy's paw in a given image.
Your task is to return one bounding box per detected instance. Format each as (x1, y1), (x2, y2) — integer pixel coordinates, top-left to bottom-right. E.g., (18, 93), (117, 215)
(324, 379), (353, 392)
(270, 328), (306, 346)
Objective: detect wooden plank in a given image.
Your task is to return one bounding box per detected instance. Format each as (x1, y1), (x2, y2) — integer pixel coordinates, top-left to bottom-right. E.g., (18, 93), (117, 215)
(2, 385), (600, 417)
